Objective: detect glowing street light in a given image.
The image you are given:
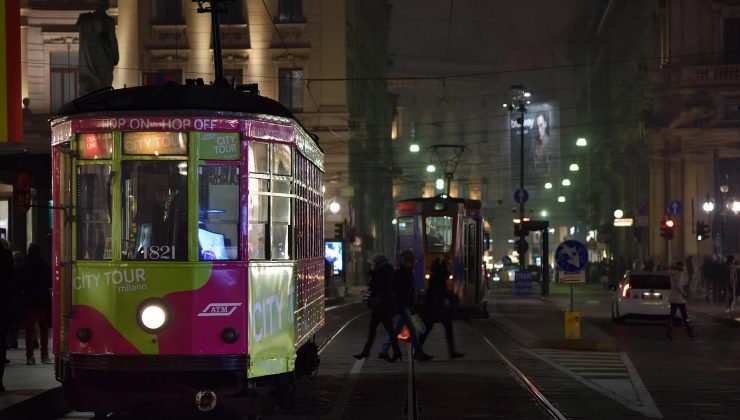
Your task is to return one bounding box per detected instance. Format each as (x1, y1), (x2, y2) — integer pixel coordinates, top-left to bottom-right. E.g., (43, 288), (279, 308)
(613, 209), (624, 218)
(544, 182), (553, 189)
(557, 195), (566, 203)
(409, 143), (420, 153)
(329, 201), (341, 214)
(426, 164), (436, 173)
(576, 137), (588, 147)
(569, 163), (579, 171)
(562, 179), (571, 186)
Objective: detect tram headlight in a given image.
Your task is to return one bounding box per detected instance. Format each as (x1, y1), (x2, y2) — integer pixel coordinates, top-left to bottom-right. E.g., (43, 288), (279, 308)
(137, 298), (171, 333)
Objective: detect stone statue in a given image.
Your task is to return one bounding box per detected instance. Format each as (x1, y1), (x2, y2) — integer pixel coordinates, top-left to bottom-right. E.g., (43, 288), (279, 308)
(77, 0), (119, 96)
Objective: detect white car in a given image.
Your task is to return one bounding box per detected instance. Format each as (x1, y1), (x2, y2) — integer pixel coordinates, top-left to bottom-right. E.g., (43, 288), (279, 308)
(611, 271), (672, 323)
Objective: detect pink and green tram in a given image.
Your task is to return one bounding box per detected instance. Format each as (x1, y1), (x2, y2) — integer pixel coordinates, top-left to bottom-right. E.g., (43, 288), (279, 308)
(49, 84), (325, 416)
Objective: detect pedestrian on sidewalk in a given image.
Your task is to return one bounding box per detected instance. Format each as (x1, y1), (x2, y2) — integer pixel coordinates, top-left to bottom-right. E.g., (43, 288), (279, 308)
(20, 243), (52, 365)
(0, 239), (16, 393)
(665, 261), (697, 339)
(378, 250), (433, 362)
(419, 256), (464, 359)
(353, 253), (402, 362)
(6, 251), (25, 350)
(724, 255), (737, 313)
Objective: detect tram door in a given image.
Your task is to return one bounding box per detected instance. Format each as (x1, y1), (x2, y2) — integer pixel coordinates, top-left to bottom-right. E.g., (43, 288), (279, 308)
(463, 219), (479, 306)
(55, 144), (74, 352)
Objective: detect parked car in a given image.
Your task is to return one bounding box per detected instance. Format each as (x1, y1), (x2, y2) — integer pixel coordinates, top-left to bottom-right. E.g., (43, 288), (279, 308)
(611, 271), (672, 323)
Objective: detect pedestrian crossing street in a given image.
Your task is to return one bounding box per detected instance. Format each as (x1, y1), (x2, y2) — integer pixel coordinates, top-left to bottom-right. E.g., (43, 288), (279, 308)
(526, 348), (663, 418)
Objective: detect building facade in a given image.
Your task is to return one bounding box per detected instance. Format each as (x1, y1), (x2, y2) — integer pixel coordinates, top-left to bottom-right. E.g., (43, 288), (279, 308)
(571, 0), (740, 269)
(2, 0), (394, 279)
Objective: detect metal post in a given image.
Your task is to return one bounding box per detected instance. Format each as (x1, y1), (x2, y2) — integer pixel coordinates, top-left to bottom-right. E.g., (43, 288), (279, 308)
(570, 284), (574, 312)
(542, 229), (549, 298)
(519, 107), (525, 270)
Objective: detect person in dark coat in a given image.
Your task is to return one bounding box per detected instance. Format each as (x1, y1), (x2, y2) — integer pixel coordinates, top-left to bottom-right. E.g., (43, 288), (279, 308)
(20, 243), (52, 365)
(353, 253), (402, 362)
(419, 256), (464, 359)
(0, 239), (16, 393)
(378, 250), (433, 362)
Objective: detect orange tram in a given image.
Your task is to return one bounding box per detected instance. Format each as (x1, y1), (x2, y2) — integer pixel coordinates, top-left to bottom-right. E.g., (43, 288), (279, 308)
(395, 195), (488, 316)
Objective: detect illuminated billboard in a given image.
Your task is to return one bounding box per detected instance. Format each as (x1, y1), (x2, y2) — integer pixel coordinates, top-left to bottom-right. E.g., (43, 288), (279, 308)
(509, 103), (560, 191)
(324, 241), (343, 274)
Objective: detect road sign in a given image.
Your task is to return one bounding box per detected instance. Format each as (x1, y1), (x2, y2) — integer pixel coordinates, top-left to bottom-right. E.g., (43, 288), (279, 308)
(514, 270), (532, 296)
(514, 188), (529, 204)
(555, 240), (588, 273)
(637, 202), (649, 216)
(559, 271), (586, 283)
(667, 200), (682, 215)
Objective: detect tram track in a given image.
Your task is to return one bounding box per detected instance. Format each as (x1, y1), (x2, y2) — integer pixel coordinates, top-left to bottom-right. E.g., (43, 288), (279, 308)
(404, 320), (567, 420)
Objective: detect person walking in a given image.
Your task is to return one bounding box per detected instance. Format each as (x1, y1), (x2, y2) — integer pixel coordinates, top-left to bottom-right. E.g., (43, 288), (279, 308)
(353, 254), (402, 362)
(419, 256), (464, 359)
(20, 243), (52, 365)
(724, 255), (737, 313)
(0, 239), (16, 393)
(378, 250), (433, 362)
(665, 261), (697, 339)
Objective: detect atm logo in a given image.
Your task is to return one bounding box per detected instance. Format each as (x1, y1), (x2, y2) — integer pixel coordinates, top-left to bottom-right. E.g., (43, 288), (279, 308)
(198, 303), (242, 317)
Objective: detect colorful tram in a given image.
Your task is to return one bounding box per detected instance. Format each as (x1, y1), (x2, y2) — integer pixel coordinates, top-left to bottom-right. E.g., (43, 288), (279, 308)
(49, 83), (325, 416)
(395, 195), (487, 315)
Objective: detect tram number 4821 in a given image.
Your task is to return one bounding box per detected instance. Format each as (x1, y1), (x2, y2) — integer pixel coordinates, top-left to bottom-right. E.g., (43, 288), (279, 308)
(142, 246), (176, 260)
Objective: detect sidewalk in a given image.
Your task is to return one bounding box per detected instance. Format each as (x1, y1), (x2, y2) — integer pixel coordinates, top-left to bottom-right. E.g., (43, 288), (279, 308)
(0, 347), (64, 420)
(487, 282), (739, 352)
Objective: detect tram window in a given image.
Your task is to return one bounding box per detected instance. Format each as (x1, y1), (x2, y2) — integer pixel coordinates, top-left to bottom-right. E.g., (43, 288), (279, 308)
(273, 144), (292, 175)
(76, 165), (112, 260)
(123, 132), (187, 156)
(425, 216), (453, 253)
(271, 195), (291, 259)
(78, 133), (113, 160)
(248, 142), (269, 174)
(397, 216), (416, 251)
(198, 165), (239, 260)
(121, 161), (188, 261)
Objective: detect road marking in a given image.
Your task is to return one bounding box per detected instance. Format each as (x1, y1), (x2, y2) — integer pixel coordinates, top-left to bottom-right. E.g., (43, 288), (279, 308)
(527, 348), (663, 418)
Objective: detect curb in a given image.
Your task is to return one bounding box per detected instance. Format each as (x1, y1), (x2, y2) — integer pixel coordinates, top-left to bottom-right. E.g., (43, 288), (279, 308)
(0, 387), (68, 420)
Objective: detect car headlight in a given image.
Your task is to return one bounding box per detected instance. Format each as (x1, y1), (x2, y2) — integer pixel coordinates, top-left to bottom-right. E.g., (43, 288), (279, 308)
(137, 298), (171, 333)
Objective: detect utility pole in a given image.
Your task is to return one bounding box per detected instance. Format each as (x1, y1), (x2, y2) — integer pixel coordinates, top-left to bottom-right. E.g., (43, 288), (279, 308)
(508, 85), (530, 270)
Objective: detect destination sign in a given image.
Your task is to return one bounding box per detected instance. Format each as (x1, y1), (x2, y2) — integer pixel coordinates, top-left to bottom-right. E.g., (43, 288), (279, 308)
(73, 117), (243, 132)
(123, 132), (188, 155)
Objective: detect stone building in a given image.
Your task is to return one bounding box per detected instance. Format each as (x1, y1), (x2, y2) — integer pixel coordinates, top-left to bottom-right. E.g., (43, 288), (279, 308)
(0, 0), (395, 280)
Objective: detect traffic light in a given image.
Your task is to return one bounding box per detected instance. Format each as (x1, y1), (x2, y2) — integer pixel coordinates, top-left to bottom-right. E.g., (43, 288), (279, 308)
(696, 221), (710, 241)
(334, 223), (344, 239)
(660, 218), (675, 240)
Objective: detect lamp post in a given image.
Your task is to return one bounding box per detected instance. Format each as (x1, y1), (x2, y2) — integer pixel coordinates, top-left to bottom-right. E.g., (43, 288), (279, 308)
(507, 85), (529, 269)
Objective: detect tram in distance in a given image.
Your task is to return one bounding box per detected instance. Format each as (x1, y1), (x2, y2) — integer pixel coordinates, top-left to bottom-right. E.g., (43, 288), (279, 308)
(49, 81), (325, 417)
(395, 195), (488, 316)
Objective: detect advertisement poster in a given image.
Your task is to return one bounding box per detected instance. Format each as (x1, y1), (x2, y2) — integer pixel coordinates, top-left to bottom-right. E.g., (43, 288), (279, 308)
(509, 103), (560, 192)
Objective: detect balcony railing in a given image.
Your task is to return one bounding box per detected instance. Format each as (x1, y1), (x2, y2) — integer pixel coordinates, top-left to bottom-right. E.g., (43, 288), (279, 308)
(680, 64), (740, 85)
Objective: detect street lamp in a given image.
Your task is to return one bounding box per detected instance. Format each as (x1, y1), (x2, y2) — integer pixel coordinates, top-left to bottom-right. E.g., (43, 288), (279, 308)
(507, 85), (529, 270)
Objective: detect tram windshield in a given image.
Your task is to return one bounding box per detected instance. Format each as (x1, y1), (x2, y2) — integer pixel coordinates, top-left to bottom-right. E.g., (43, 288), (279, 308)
(425, 216), (453, 253)
(198, 165), (239, 260)
(121, 160), (188, 261)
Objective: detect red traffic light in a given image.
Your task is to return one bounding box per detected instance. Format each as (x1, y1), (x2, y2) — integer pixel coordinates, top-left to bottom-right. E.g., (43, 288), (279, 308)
(665, 219), (674, 228)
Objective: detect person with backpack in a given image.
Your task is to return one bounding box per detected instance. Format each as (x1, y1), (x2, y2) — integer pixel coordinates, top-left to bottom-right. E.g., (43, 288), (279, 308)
(419, 255), (464, 359)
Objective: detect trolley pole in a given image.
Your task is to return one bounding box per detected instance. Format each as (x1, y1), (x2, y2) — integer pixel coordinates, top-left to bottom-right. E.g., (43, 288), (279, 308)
(194, 0), (229, 87)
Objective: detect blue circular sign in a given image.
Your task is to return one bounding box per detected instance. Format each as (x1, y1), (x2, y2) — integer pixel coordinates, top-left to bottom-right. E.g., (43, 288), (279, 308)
(555, 240), (589, 273)
(666, 200), (682, 215)
(514, 188), (529, 204)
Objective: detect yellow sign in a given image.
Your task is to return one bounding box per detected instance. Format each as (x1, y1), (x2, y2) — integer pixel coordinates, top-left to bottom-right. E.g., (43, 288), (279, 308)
(565, 311), (581, 340)
(123, 132), (187, 155)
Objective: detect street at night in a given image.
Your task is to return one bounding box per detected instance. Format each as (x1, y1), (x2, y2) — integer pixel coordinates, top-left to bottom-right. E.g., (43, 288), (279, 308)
(1, 0), (739, 419)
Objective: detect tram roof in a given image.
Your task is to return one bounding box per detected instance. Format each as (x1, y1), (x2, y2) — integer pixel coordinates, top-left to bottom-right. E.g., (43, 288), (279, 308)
(396, 195), (482, 213)
(54, 83), (296, 120)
